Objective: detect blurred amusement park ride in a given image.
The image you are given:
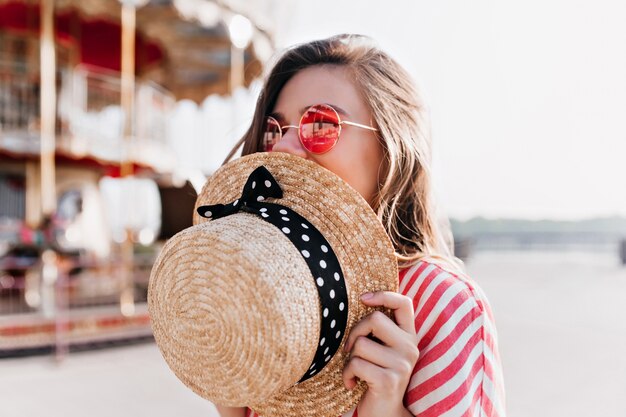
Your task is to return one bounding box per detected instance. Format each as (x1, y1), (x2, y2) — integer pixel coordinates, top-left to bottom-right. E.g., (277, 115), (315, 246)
(0, 0), (278, 356)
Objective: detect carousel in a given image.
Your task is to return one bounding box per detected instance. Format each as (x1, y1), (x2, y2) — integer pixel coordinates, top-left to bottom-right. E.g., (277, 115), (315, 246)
(0, 0), (274, 356)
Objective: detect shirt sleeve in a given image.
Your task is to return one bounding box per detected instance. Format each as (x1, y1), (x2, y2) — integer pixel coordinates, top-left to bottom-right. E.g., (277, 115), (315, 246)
(399, 262), (507, 417)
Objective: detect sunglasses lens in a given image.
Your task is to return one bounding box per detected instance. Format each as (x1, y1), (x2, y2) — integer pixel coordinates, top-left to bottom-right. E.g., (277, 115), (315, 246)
(263, 117), (282, 151)
(300, 104), (340, 153)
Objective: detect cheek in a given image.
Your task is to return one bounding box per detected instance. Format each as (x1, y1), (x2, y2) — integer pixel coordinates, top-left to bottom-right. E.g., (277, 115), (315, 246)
(314, 136), (383, 201)
(349, 137), (385, 203)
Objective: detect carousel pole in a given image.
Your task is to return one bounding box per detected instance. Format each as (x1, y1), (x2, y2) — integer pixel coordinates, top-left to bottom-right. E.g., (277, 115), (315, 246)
(40, 0), (56, 221)
(40, 0), (67, 362)
(229, 41), (244, 94)
(119, 0), (147, 316)
(118, 0), (149, 317)
(227, 14), (252, 150)
(228, 14), (253, 94)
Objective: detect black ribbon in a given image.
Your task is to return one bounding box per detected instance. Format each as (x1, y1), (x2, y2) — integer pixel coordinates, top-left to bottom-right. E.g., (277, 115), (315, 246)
(197, 166), (349, 384)
(196, 166), (283, 220)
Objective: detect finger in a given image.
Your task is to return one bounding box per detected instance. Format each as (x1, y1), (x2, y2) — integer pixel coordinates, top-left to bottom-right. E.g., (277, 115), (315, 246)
(360, 291), (416, 335)
(342, 356), (385, 390)
(348, 335), (398, 369)
(344, 310), (405, 352)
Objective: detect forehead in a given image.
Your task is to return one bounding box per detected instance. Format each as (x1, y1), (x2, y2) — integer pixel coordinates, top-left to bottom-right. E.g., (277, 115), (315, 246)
(272, 65), (370, 120)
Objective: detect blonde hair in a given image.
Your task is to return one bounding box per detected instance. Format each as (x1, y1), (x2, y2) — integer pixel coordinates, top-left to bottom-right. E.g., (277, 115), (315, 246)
(223, 34), (465, 275)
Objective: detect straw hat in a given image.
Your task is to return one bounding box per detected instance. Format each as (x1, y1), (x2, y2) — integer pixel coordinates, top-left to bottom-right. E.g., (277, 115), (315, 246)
(148, 152), (398, 417)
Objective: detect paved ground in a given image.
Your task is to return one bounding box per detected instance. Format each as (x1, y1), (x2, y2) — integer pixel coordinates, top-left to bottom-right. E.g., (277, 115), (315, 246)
(465, 250), (626, 417)
(1, 249), (625, 417)
(0, 341), (220, 417)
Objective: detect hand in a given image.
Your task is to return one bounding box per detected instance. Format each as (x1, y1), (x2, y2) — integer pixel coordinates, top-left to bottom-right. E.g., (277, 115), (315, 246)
(342, 291), (419, 417)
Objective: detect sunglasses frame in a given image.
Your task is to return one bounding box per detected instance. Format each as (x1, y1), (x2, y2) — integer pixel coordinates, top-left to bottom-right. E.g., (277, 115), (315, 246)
(263, 103), (378, 154)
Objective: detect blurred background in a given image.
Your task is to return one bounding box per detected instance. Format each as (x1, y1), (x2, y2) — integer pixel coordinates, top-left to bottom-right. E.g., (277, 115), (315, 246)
(1, 1), (624, 416)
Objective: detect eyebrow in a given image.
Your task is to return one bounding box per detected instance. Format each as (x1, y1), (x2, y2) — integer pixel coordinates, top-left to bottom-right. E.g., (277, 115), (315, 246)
(269, 103), (351, 120)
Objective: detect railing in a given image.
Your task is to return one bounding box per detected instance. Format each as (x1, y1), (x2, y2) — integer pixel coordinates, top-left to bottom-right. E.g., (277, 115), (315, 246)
(67, 65), (123, 144)
(66, 65), (176, 168)
(0, 37), (176, 170)
(0, 251), (155, 315)
(0, 32), (73, 141)
(0, 249), (156, 355)
(136, 80), (175, 146)
(0, 61), (41, 134)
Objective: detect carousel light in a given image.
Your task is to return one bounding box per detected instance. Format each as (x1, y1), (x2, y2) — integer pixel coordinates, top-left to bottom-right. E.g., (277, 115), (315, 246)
(25, 289), (41, 308)
(253, 34), (273, 63)
(0, 275), (15, 289)
(42, 249), (58, 285)
(173, 0), (198, 20)
(198, 1), (221, 27)
(228, 14), (253, 49)
(64, 224), (81, 244)
(138, 228), (156, 246)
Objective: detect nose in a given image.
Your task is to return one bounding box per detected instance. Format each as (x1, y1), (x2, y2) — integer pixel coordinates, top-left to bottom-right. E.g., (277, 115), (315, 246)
(270, 125), (308, 158)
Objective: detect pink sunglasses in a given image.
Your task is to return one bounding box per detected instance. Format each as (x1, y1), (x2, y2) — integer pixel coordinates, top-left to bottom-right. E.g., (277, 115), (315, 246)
(262, 103), (378, 154)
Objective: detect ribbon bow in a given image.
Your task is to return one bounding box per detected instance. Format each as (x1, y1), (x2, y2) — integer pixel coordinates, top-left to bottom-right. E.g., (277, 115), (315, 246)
(197, 166), (284, 219)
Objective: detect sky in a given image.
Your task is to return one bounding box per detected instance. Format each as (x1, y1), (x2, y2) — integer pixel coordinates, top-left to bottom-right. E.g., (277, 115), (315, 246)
(266, 0), (626, 221)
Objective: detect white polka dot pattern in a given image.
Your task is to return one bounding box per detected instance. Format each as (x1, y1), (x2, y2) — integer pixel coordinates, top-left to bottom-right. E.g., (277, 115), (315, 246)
(246, 201), (348, 383)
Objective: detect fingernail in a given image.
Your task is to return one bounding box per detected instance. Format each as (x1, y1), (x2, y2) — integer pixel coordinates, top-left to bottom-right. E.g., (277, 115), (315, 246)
(361, 292), (374, 300)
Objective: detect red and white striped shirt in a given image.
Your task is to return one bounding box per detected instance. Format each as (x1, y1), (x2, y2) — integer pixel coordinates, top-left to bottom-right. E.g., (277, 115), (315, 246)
(246, 260), (506, 417)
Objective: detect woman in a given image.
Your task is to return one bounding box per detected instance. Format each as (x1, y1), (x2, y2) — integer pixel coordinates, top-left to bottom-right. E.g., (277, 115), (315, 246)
(217, 34), (506, 417)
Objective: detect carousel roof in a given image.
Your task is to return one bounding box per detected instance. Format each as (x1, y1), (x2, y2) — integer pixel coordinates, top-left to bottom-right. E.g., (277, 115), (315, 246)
(0, 0), (279, 103)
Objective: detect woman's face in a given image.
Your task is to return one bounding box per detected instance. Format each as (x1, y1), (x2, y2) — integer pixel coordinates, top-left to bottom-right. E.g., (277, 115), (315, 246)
(269, 65), (385, 207)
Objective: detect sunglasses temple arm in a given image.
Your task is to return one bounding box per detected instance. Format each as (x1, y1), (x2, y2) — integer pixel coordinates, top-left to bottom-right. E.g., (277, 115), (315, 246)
(341, 120), (378, 131)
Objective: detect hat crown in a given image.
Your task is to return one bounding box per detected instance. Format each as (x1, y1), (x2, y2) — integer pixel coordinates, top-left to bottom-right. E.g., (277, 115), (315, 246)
(149, 214), (320, 404)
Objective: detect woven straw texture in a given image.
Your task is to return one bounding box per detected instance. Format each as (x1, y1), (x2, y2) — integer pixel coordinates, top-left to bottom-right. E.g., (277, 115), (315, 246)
(149, 152), (398, 417)
(149, 215), (319, 404)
